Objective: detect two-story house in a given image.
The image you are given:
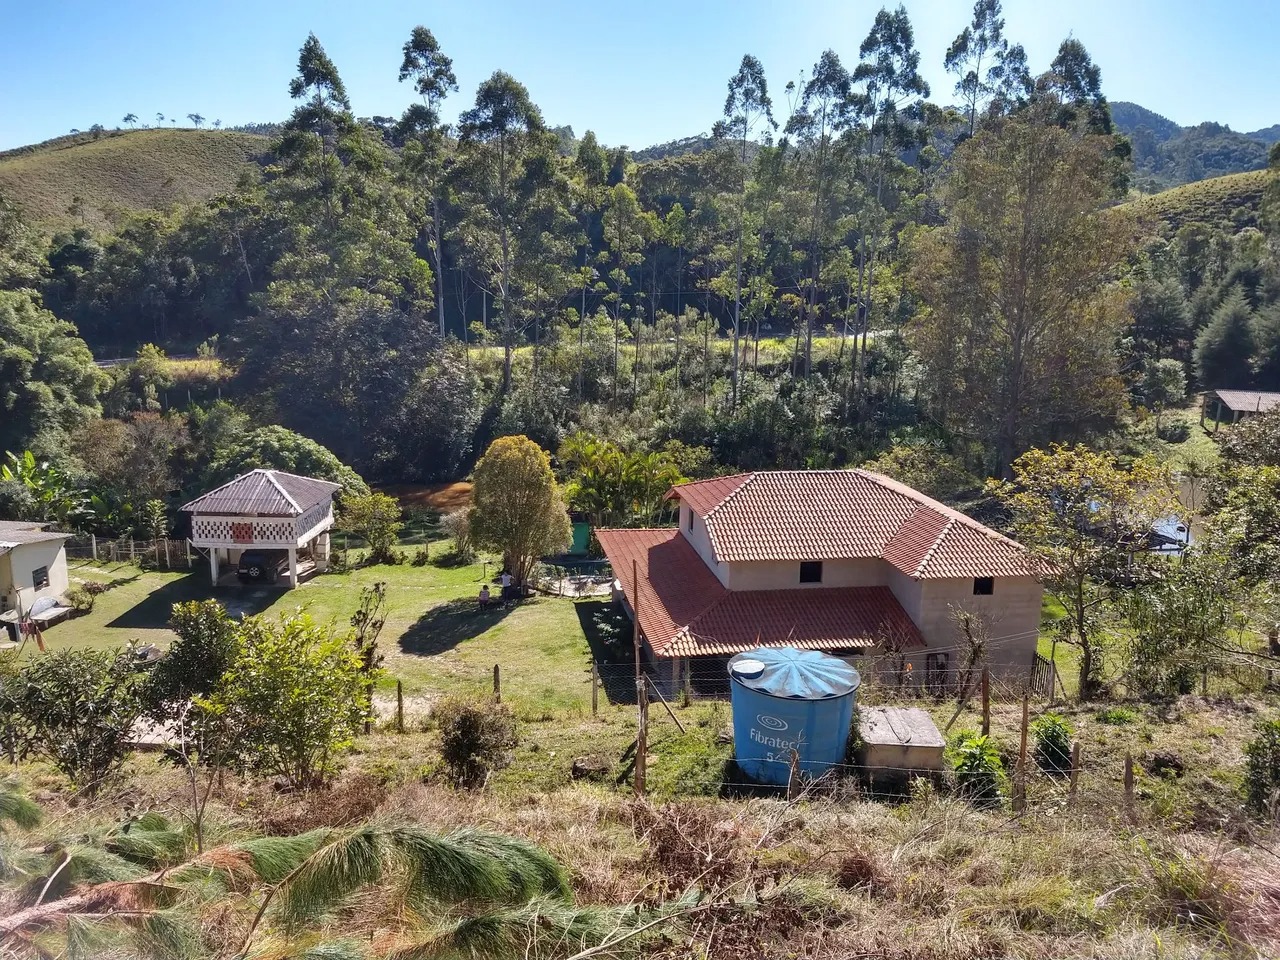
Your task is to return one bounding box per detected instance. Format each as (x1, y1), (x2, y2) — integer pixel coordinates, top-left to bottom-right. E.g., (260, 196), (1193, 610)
(596, 469), (1043, 687)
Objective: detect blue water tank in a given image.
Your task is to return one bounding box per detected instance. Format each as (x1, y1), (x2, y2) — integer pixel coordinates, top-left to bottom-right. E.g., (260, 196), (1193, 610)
(728, 647), (861, 786)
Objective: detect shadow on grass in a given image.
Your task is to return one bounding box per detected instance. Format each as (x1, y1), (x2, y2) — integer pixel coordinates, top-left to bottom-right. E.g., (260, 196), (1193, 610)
(106, 574), (276, 629)
(398, 598), (516, 657)
(575, 599), (638, 706)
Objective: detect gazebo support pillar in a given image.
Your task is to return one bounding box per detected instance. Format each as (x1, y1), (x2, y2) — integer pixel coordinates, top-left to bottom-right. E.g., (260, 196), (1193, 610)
(210, 549), (220, 586)
(287, 547), (299, 588)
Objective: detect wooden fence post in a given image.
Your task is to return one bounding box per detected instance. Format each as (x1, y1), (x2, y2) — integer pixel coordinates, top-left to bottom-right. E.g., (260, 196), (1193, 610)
(1201, 667), (1209, 697)
(635, 676), (648, 798)
(1068, 740), (1082, 805)
(1013, 694), (1029, 813)
(493, 664), (501, 703)
(396, 680), (404, 734)
(631, 558), (642, 681)
(981, 667), (991, 737)
(90, 534), (97, 561)
(591, 663), (599, 717)
(186, 540), (192, 569)
(129, 540), (135, 563)
(1124, 752), (1136, 823)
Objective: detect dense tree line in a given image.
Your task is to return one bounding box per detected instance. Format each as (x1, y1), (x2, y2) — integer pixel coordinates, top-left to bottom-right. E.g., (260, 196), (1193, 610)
(2, 0), (1280, 534)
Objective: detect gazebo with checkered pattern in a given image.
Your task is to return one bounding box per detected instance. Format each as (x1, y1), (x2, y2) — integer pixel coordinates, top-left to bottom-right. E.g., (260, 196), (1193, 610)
(181, 469), (341, 587)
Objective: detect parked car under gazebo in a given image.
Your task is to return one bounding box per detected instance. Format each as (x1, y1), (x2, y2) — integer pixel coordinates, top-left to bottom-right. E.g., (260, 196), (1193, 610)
(181, 469), (341, 588)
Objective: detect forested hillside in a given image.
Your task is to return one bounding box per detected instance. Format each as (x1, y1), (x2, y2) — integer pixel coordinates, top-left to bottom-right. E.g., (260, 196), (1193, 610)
(1111, 99), (1274, 190)
(0, 128), (269, 231)
(2, 2), (1279, 540)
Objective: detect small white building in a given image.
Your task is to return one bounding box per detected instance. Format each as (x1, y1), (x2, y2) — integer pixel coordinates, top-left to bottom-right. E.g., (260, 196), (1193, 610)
(0, 520), (71, 617)
(181, 469), (341, 588)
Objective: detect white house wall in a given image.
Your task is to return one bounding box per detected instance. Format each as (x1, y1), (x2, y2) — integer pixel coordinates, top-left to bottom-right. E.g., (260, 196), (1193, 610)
(2, 541), (69, 611)
(191, 506), (334, 549)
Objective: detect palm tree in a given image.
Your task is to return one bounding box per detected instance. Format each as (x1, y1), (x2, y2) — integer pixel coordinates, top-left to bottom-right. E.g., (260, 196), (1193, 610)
(122, 112), (137, 128)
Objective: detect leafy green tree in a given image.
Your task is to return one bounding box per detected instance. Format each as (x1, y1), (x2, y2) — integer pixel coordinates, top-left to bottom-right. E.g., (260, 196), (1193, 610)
(398, 25), (458, 332)
(122, 113), (137, 128)
(599, 181), (647, 399)
(2, 650), (140, 794)
(470, 435), (571, 587)
(1219, 408), (1280, 468)
(559, 432), (686, 527)
(1141, 358), (1187, 432)
(1244, 718), (1280, 816)
(1252, 302), (1280, 390)
(1194, 287), (1256, 388)
(716, 54), (776, 408)
(991, 444), (1178, 699)
(205, 610), (366, 789)
(141, 599), (238, 720)
(434, 696), (519, 788)
(0, 267), (101, 458)
(1130, 275), (1190, 362)
(1211, 464), (1280, 584)
(203, 425), (367, 496)
(785, 49), (851, 382)
(0, 450), (88, 525)
(186, 113), (204, 128)
(1124, 549), (1255, 696)
(944, 0), (1010, 134)
(1041, 37), (1113, 135)
(339, 491), (404, 565)
(455, 72), (573, 393)
(910, 118), (1134, 476)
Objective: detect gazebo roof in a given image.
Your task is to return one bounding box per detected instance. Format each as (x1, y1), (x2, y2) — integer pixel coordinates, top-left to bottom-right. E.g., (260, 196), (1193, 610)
(181, 470), (341, 517)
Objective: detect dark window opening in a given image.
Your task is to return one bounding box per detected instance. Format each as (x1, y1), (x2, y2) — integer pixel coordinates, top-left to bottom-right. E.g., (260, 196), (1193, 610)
(687, 508), (694, 532)
(799, 561), (823, 584)
(926, 652), (950, 692)
(973, 576), (994, 596)
(32, 566), (50, 590)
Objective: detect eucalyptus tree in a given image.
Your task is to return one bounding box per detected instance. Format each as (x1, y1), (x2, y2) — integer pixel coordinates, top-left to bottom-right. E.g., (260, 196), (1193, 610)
(398, 25), (458, 333)
(944, 0), (1009, 135)
(785, 50), (851, 379)
(850, 4), (929, 410)
(716, 54), (776, 409)
(1041, 37), (1113, 134)
(122, 112), (137, 128)
(454, 71), (572, 393)
(599, 180), (647, 400)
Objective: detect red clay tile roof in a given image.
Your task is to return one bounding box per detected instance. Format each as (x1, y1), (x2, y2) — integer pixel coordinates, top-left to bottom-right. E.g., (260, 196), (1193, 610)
(594, 528), (925, 658)
(667, 469), (1035, 579)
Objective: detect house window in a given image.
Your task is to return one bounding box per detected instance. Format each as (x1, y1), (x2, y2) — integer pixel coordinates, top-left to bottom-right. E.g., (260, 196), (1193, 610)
(687, 508), (694, 532)
(973, 576), (994, 596)
(32, 566), (50, 590)
(799, 561), (823, 584)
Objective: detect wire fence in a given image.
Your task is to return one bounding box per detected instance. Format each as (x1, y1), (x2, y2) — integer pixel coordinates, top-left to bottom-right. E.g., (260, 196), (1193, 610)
(63, 535), (195, 570)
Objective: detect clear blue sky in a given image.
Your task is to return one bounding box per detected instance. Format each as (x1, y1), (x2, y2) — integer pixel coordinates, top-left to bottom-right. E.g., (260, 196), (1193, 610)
(2, 0), (1277, 151)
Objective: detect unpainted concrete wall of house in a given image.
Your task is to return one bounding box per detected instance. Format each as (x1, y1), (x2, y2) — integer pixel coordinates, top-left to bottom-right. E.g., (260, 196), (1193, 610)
(912, 575), (1044, 673)
(722, 557), (883, 590)
(1, 542), (69, 611)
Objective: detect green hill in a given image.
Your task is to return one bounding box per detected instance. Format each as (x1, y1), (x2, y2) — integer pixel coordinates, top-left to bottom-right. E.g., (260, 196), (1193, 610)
(1126, 169), (1269, 233)
(0, 128), (269, 232)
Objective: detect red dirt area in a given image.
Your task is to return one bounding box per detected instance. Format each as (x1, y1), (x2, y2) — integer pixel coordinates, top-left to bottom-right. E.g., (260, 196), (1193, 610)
(376, 482), (473, 513)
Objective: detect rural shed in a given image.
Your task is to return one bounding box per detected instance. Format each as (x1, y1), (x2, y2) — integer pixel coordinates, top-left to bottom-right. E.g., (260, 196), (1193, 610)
(1203, 389), (1280, 432)
(181, 469), (341, 588)
(0, 521), (71, 635)
(857, 706), (945, 786)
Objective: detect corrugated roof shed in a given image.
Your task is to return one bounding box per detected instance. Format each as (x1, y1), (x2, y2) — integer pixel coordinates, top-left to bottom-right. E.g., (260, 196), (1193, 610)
(1214, 389), (1280, 414)
(0, 521), (70, 557)
(181, 469), (341, 517)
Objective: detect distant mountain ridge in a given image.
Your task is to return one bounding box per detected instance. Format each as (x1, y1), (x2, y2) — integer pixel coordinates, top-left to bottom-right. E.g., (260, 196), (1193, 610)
(1110, 100), (1275, 190)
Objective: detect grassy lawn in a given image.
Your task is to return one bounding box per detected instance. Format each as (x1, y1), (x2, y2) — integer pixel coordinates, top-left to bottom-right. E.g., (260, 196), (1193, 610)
(47, 552), (612, 720)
